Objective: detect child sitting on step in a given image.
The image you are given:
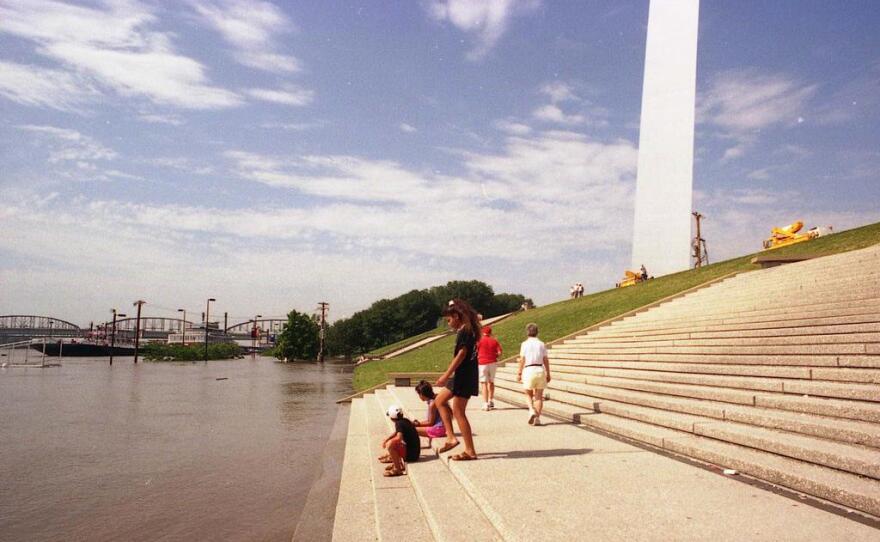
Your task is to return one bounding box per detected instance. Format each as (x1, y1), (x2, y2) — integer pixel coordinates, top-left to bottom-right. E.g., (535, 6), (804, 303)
(412, 380), (446, 447)
(378, 404), (420, 477)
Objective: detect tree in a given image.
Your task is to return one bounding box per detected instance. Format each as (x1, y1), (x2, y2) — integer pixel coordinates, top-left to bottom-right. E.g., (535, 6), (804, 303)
(429, 280), (496, 316)
(489, 293), (530, 315)
(276, 309), (320, 361)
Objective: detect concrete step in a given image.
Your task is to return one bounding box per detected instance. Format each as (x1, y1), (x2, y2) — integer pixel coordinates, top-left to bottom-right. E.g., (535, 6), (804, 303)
(650, 288), (880, 315)
(504, 364), (880, 398)
(560, 331), (880, 348)
(595, 313), (880, 338)
(494, 371), (880, 423)
(539, 358), (880, 384)
(332, 398), (378, 542)
(372, 389), (503, 541)
(492, 389), (880, 518)
(361, 393), (433, 540)
(546, 359), (813, 379)
(491, 387), (880, 477)
(548, 351), (864, 368)
(550, 343), (872, 356)
(610, 305), (880, 332)
(572, 322), (880, 343)
(493, 380), (880, 449)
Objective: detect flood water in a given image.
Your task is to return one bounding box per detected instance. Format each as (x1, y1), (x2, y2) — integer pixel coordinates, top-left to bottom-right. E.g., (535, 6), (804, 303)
(0, 354), (352, 541)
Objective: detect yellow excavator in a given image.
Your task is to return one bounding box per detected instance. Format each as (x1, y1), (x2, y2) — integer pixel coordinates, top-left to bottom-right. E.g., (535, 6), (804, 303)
(617, 270), (645, 288)
(762, 221), (833, 250)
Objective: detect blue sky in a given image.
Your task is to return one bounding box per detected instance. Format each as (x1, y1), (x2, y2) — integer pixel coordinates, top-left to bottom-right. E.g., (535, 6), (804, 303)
(1, 0), (878, 326)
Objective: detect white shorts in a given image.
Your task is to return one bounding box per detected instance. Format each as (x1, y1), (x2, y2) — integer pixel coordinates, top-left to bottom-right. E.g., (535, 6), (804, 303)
(522, 365), (546, 390)
(478, 363), (497, 383)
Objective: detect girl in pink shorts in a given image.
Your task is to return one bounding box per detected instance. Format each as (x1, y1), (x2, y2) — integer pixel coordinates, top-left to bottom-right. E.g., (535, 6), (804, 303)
(412, 380), (446, 446)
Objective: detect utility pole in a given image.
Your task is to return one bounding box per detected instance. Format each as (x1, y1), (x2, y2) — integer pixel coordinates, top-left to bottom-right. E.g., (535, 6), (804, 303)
(177, 308), (186, 345)
(204, 298), (215, 363)
(692, 211), (708, 268)
(110, 308), (126, 366)
(224, 312), (228, 334)
(317, 302), (329, 363)
(132, 300), (145, 364)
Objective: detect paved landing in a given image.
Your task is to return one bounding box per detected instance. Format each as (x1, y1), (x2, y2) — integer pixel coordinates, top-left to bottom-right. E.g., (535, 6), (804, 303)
(387, 387), (879, 541)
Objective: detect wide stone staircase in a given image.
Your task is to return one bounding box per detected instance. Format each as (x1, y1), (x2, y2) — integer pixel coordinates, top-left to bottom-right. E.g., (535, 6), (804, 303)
(491, 243), (880, 517)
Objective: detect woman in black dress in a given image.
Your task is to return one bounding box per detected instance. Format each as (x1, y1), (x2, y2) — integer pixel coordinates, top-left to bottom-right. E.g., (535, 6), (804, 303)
(434, 298), (480, 461)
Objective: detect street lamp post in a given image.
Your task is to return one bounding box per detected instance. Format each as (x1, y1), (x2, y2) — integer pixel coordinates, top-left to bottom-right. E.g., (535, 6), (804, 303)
(109, 309), (126, 366)
(252, 314), (262, 358)
(204, 298), (215, 362)
(177, 308), (186, 346)
(132, 300), (145, 364)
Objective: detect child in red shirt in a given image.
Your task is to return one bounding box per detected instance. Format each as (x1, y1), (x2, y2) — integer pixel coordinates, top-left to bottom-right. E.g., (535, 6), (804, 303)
(477, 326), (502, 410)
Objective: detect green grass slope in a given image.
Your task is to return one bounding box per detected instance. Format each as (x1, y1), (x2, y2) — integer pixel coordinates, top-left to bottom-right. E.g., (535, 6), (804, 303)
(366, 326), (449, 357)
(352, 221), (880, 391)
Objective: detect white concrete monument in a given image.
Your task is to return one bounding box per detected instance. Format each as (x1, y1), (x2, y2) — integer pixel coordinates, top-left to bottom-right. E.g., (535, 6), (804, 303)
(631, 0), (700, 277)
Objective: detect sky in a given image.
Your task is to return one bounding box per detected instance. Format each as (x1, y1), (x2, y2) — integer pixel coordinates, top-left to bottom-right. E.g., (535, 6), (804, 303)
(1, 0), (878, 327)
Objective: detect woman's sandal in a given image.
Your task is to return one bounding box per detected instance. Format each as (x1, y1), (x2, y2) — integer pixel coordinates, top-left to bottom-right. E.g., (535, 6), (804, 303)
(450, 452), (477, 461)
(378, 456), (393, 464)
(383, 467), (405, 477)
(437, 441), (459, 454)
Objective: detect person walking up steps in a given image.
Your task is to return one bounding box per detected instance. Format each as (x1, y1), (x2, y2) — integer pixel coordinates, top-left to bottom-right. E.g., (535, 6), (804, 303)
(477, 326), (502, 410)
(517, 323), (551, 426)
(434, 299), (480, 461)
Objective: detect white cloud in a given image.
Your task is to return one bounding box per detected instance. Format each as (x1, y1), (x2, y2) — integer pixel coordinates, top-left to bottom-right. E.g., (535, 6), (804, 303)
(540, 81), (578, 103)
(260, 121), (324, 131)
(235, 51), (300, 73)
(698, 69), (817, 132)
(0, 0), (241, 110)
(0, 61), (97, 111)
(532, 104), (585, 126)
(245, 85), (314, 106)
(18, 125), (117, 163)
(137, 113), (184, 126)
(494, 119), (532, 135)
(193, 0), (301, 74)
(426, 0), (541, 60)
(399, 123), (418, 133)
(223, 130), (638, 259)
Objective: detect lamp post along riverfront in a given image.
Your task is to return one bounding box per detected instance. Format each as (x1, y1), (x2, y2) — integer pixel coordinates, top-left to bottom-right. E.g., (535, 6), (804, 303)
(252, 314), (262, 358)
(132, 300), (145, 364)
(204, 298), (215, 362)
(109, 309), (126, 366)
(317, 302), (329, 363)
(177, 308), (186, 346)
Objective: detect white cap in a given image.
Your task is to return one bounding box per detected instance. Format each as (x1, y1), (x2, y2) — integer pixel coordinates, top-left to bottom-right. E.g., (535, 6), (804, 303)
(386, 404), (402, 419)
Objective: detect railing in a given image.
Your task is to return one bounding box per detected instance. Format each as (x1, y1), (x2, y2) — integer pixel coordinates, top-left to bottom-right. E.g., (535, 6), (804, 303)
(0, 339), (60, 367)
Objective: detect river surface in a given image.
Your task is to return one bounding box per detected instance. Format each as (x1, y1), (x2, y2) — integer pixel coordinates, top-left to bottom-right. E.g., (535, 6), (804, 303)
(0, 355), (352, 542)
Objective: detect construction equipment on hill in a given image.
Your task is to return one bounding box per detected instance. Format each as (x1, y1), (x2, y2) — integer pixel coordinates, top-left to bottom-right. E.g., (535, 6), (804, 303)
(616, 270), (645, 288)
(762, 221), (833, 251)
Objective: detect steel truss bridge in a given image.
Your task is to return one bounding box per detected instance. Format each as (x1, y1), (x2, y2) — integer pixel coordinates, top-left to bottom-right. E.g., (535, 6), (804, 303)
(0, 315), (82, 345)
(1, 315), (288, 345)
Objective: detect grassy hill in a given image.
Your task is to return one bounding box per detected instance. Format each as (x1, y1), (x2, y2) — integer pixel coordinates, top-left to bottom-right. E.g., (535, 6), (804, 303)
(352, 221), (880, 391)
(366, 326), (449, 357)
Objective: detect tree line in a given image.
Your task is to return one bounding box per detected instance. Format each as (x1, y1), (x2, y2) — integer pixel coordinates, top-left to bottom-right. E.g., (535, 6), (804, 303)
(274, 280), (531, 360)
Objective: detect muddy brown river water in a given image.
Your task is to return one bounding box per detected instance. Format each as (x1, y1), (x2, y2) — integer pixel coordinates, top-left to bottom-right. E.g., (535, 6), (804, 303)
(0, 356), (352, 541)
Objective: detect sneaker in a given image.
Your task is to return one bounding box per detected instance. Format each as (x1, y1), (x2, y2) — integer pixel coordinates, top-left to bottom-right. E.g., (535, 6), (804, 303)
(481, 403), (490, 411)
(533, 416), (542, 426)
(528, 412), (536, 425)
(487, 401), (494, 410)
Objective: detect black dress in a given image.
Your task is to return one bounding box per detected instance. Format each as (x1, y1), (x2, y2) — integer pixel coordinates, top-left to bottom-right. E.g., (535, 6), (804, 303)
(450, 329), (479, 398)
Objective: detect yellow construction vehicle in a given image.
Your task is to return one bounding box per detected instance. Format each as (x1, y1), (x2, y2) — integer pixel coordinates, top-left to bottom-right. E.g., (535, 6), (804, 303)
(762, 221), (833, 250)
(617, 270), (645, 288)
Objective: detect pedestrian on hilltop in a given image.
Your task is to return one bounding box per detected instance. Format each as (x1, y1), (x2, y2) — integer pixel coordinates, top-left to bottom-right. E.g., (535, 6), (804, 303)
(517, 323), (551, 426)
(434, 298), (480, 461)
(477, 326), (503, 411)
